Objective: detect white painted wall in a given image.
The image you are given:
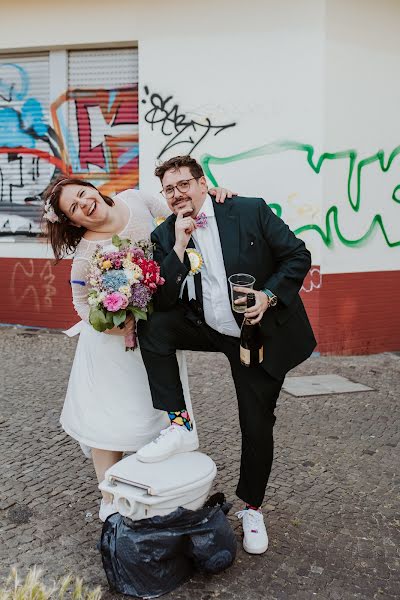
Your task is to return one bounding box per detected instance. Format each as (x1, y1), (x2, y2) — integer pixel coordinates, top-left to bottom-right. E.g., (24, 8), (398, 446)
(139, 20), (325, 266)
(1, 0), (399, 274)
(322, 0), (400, 273)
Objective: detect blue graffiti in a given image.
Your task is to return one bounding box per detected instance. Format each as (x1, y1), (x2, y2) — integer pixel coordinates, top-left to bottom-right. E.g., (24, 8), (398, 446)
(0, 65), (50, 149)
(0, 63), (59, 159)
(0, 63), (29, 103)
(21, 98), (48, 137)
(0, 107), (36, 147)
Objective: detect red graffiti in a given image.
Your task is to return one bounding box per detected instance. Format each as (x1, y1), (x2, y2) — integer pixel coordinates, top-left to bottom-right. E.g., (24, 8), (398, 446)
(52, 87), (139, 191)
(10, 259), (57, 312)
(301, 266), (321, 293)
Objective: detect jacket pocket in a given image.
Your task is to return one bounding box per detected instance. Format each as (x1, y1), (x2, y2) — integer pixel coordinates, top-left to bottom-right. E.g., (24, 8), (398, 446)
(274, 296), (301, 326)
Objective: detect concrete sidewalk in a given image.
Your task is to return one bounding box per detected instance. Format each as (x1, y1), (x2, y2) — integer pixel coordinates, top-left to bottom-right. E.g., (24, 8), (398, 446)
(0, 327), (399, 599)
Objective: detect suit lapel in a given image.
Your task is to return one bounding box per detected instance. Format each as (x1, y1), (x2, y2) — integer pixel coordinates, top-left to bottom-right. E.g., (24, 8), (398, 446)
(213, 199), (240, 278)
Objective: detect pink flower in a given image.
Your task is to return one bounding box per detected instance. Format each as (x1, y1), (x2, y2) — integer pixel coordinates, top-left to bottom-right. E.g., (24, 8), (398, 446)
(103, 292), (129, 312)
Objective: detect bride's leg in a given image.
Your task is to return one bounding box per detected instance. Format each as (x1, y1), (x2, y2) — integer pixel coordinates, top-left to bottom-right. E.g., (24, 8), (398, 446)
(92, 448), (123, 503)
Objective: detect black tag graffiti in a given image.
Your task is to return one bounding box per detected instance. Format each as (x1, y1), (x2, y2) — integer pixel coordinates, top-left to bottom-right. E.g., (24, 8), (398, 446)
(142, 85), (236, 158)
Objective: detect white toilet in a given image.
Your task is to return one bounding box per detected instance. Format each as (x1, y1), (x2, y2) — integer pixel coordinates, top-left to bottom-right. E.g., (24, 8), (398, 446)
(99, 451), (217, 521)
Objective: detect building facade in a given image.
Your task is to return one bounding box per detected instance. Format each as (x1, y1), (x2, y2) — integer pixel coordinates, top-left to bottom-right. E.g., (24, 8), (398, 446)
(0, 0), (399, 354)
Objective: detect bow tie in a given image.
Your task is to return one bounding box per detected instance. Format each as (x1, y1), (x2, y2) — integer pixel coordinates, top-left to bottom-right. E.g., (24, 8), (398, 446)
(195, 212), (208, 228)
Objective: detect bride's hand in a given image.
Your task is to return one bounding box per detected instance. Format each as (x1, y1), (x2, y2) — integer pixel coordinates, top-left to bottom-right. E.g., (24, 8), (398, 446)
(209, 187), (237, 203)
(104, 314), (135, 336)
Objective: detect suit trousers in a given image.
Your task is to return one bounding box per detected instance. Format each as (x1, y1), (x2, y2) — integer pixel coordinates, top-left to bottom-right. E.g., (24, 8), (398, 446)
(138, 306), (284, 508)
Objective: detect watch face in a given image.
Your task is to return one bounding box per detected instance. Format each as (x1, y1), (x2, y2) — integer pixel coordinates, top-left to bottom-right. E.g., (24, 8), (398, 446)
(269, 296), (278, 307)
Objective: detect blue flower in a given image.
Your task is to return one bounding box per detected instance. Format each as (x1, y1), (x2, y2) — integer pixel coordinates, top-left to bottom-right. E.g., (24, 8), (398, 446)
(102, 270), (128, 291)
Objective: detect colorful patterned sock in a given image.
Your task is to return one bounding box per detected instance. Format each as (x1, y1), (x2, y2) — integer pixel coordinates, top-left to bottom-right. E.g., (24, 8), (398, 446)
(168, 409), (193, 431)
(245, 504), (261, 512)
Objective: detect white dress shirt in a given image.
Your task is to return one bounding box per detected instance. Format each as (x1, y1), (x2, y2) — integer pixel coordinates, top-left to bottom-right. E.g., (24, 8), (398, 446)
(191, 195), (241, 338)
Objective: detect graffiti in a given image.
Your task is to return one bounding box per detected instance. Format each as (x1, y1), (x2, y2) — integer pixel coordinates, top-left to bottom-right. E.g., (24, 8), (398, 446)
(0, 63), (29, 103)
(10, 260), (57, 311)
(301, 267), (322, 293)
(142, 85), (236, 158)
(51, 86), (138, 195)
(1, 61), (399, 254)
(0, 60), (139, 235)
(201, 141), (400, 249)
(0, 63), (63, 233)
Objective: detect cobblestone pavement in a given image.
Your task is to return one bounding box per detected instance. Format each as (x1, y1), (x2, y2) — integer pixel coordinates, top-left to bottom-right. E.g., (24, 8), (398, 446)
(0, 326), (399, 599)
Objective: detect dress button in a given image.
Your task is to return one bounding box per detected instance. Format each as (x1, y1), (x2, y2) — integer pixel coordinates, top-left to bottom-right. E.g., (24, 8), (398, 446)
(176, 274), (182, 283)
(196, 319), (202, 326)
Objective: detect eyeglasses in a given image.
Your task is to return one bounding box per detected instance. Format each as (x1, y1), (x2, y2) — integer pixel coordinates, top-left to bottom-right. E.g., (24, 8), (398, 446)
(161, 177), (199, 199)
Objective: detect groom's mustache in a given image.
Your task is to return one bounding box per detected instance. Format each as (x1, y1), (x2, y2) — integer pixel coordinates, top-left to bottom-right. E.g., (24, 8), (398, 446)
(172, 196), (193, 210)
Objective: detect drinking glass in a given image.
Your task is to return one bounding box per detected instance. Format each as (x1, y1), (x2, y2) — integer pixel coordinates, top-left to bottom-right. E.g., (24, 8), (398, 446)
(228, 273), (255, 313)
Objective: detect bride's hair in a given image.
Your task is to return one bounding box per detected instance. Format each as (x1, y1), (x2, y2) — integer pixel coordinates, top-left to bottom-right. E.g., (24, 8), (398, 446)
(42, 176), (114, 262)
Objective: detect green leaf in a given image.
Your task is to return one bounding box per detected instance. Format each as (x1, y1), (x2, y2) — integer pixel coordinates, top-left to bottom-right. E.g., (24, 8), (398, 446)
(112, 309), (127, 327)
(89, 307), (108, 332)
(147, 301), (154, 315)
(128, 306), (147, 321)
(119, 237), (131, 249)
(104, 311), (114, 328)
(111, 234), (122, 248)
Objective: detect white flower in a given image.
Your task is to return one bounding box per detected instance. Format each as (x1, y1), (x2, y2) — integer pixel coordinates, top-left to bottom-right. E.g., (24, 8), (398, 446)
(119, 285), (132, 298)
(124, 265), (143, 284)
(88, 294), (100, 307)
(44, 205), (60, 223)
(122, 256), (133, 269)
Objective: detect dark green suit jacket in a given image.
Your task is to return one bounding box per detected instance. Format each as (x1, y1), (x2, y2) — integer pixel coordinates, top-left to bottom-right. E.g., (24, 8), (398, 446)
(151, 195), (317, 380)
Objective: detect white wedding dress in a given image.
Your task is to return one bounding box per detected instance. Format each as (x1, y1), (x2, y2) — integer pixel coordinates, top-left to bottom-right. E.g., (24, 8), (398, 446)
(60, 189), (193, 453)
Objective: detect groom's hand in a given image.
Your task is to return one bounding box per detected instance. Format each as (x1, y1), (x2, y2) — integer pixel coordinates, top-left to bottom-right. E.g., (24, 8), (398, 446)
(234, 288), (270, 324)
(173, 210), (196, 262)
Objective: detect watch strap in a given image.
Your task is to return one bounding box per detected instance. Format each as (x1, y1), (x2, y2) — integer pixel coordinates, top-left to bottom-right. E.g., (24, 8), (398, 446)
(262, 288), (278, 306)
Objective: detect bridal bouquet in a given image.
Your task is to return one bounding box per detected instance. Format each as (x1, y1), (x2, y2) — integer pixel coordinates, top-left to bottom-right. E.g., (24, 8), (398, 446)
(87, 235), (165, 349)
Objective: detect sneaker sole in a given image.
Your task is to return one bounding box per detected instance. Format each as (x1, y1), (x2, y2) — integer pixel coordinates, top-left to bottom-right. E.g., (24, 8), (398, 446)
(243, 540), (269, 554)
(136, 440), (199, 463)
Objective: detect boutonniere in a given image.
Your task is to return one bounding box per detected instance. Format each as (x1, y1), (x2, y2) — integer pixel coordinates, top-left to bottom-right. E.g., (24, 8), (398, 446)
(186, 249), (203, 275)
(153, 216), (167, 227)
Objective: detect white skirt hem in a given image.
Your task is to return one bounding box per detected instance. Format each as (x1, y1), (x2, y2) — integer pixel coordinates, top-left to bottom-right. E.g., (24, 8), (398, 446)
(60, 420), (155, 453)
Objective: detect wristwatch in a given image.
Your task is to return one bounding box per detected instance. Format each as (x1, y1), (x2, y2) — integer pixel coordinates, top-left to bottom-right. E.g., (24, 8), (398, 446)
(262, 289), (278, 307)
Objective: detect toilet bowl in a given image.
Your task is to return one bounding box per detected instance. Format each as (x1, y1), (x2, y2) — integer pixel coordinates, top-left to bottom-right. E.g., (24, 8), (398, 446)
(99, 451), (217, 521)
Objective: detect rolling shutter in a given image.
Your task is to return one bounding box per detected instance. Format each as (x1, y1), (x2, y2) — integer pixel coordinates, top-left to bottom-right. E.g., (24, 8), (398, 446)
(0, 53), (51, 205)
(67, 48), (139, 193)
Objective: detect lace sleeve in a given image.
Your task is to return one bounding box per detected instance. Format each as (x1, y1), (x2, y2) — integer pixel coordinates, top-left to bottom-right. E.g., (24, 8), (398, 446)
(70, 257), (90, 322)
(136, 189), (171, 219)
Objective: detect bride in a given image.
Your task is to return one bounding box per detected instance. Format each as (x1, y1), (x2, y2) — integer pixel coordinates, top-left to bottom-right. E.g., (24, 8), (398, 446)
(43, 176), (233, 521)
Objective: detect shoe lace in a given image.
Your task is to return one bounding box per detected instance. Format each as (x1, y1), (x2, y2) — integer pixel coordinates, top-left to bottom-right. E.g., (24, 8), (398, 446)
(235, 508), (262, 527)
(153, 424), (179, 444)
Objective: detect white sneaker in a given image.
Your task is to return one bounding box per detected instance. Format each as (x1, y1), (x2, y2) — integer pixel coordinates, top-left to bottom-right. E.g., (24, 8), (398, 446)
(99, 498), (117, 522)
(236, 508), (269, 554)
(136, 424), (199, 463)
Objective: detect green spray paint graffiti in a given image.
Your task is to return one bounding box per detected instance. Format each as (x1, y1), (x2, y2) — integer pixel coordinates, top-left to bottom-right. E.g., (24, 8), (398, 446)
(200, 141), (400, 248)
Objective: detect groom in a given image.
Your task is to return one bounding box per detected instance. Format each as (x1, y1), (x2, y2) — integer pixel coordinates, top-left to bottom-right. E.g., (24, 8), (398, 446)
(137, 155), (316, 554)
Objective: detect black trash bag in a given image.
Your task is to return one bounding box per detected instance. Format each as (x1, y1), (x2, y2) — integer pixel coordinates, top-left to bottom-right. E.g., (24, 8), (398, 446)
(100, 496), (237, 599)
